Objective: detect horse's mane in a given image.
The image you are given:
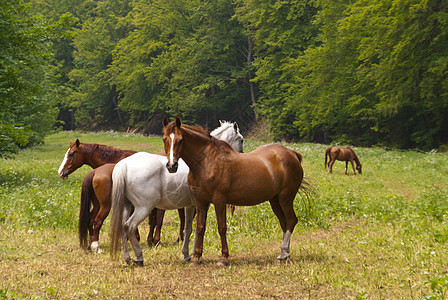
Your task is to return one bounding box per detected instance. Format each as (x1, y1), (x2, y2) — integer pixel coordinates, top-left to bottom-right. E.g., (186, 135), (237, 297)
(210, 121), (235, 137)
(81, 143), (136, 161)
(346, 147), (361, 165)
(165, 122), (235, 153)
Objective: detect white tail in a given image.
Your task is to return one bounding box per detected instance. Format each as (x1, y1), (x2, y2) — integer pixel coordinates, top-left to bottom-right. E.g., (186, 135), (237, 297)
(109, 161), (127, 258)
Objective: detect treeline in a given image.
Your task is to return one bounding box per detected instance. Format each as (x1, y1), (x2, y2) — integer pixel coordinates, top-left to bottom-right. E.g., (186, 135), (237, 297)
(1, 0), (447, 157)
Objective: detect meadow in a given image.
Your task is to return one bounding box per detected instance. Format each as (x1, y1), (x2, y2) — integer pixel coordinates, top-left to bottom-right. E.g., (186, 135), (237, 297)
(1, 131), (447, 299)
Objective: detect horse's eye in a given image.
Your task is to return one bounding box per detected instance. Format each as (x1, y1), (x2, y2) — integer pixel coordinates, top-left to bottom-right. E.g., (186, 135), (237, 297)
(68, 152), (74, 158)
(179, 138), (183, 143)
(162, 138), (166, 144)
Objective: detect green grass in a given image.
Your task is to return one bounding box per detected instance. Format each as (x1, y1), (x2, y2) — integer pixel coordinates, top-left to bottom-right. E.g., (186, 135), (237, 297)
(1, 131), (448, 299)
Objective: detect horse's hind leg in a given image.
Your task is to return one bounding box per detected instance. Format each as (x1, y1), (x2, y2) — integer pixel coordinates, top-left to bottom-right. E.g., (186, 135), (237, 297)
(276, 191), (299, 260)
(125, 206), (151, 266)
(178, 208), (186, 242)
(91, 178), (112, 253)
(269, 197), (287, 232)
(213, 200), (229, 266)
(88, 198), (100, 249)
(122, 201), (132, 265)
(91, 205), (110, 253)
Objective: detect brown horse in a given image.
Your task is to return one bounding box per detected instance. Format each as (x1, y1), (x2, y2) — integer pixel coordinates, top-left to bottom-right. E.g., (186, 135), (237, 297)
(58, 139), (184, 251)
(162, 117), (307, 266)
(325, 146), (362, 175)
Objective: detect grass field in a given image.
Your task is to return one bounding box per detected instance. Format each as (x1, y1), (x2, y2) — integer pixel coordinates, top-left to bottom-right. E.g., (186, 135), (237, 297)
(1, 131), (448, 299)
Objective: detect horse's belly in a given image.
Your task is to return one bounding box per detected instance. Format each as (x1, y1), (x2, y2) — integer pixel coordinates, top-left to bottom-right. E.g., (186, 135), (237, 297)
(155, 194), (193, 210)
(156, 175), (193, 210)
(227, 187), (278, 206)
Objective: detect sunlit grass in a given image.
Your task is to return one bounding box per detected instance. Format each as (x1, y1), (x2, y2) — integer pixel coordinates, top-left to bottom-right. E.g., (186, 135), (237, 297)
(1, 131), (448, 298)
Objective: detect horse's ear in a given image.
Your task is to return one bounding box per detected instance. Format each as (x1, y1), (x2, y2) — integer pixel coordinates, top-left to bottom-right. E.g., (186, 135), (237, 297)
(162, 116), (169, 128)
(75, 139), (80, 147)
(219, 120), (224, 126)
(175, 116), (181, 128)
(233, 122), (238, 132)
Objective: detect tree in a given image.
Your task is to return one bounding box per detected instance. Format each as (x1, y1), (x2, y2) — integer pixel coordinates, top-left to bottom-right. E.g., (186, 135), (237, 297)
(110, 0), (254, 129)
(235, 0), (320, 138)
(0, 0), (60, 157)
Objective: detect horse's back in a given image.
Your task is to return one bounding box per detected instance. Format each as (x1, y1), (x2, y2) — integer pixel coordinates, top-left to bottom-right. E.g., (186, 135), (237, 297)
(218, 144), (303, 206)
(114, 152), (192, 210)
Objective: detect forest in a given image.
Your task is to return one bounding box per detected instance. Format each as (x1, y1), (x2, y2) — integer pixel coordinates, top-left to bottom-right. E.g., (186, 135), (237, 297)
(1, 0), (447, 157)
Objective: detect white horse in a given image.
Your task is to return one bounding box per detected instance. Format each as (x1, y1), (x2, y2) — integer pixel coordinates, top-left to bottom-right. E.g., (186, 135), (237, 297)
(109, 121), (243, 266)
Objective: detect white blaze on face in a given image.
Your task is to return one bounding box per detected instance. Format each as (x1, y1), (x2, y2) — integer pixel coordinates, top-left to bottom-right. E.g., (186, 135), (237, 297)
(58, 149), (69, 177)
(169, 133), (175, 166)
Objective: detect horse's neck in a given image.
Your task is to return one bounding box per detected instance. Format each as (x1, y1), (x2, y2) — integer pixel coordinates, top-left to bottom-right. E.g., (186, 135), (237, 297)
(80, 144), (104, 168)
(353, 154), (361, 166)
(81, 144), (131, 168)
(181, 129), (213, 171)
(210, 124), (231, 140)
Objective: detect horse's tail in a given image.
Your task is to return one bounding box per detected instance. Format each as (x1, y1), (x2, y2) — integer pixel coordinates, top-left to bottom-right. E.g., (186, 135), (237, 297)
(324, 147), (331, 168)
(294, 150), (303, 163)
(109, 161), (127, 259)
(79, 170), (95, 250)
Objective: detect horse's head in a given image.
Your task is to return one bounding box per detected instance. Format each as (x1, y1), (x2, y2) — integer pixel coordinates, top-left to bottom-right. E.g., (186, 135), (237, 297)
(58, 139), (86, 179)
(162, 116), (183, 173)
(356, 164), (362, 174)
(213, 120), (244, 153)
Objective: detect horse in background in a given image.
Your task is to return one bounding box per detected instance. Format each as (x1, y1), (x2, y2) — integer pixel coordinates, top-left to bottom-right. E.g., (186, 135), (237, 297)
(325, 146), (362, 175)
(163, 117), (307, 266)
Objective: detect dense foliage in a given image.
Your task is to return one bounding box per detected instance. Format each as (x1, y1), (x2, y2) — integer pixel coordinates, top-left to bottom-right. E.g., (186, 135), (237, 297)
(0, 0), (54, 157)
(1, 0), (447, 156)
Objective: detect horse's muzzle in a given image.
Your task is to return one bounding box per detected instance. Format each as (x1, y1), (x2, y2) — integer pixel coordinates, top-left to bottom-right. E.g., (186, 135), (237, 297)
(166, 161), (178, 173)
(58, 170), (69, 180)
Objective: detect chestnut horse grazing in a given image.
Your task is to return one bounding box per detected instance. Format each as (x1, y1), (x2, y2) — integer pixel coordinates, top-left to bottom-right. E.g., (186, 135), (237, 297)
(163, 117), (306, 266)
(325, 146), (362, 175)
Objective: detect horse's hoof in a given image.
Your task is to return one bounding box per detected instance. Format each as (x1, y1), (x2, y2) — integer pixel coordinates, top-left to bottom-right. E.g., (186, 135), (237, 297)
(189, 260), (201, 266)
(182, 256), (191, 263)
(276, 253), (290, 261)
(216, 260), (228, 267)
(133, 260), (144, 267)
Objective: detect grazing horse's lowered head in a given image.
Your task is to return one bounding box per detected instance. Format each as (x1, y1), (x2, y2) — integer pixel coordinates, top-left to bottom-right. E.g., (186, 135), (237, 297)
(325, 146), (362, 175)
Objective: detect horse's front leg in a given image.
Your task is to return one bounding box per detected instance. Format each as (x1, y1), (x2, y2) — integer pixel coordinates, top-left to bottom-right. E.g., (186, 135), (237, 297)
(191, 201), (209, 266)
(178, 208), (186, 242)
(214, 201), (229, 266)
(147, 208), (158, 246)
(181, 206), (195, 262)
(345, 161), (349, 175)
(153, 208), (165, 246)
(350, 160), (356, 175)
